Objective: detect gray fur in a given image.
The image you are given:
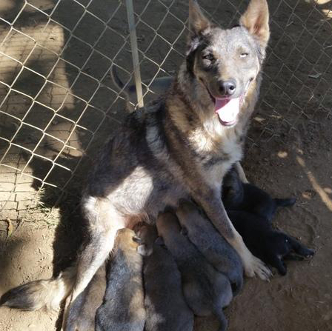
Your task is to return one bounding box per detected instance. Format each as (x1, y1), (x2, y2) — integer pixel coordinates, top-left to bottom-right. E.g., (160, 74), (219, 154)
(138, 225), (194, 331)
(176, 199), (243, 296)
(156, 212), (232, 331)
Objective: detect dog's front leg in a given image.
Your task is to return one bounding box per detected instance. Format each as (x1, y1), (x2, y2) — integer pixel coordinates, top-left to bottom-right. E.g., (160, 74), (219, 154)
(190, 188), (271, 280)
(61, 197), (125, 330)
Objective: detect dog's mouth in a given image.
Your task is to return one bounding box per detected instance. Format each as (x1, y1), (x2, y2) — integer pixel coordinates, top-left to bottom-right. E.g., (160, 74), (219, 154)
(204, 79), (253, 127)
(214, 97), (243, 127)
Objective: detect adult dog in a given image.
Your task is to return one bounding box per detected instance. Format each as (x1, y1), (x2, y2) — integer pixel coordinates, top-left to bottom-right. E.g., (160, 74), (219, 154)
(1, 0), (271, 326)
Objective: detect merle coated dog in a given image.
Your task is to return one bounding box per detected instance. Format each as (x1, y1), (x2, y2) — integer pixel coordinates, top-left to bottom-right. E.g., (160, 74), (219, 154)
(1, 1), (272, 325)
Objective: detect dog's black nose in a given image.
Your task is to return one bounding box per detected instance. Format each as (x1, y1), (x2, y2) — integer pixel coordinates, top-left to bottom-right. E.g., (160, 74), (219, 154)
(219, 80), (236, 96)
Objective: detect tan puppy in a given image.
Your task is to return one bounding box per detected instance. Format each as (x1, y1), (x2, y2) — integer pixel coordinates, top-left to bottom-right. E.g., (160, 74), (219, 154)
(95, 228), (145, 331)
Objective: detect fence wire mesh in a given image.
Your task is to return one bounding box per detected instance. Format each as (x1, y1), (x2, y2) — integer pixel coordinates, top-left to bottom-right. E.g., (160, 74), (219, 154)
(0, 0), (331, 222)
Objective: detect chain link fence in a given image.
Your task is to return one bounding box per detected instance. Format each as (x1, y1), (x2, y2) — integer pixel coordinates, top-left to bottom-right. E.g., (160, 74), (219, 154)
(0, 0), (331, 222)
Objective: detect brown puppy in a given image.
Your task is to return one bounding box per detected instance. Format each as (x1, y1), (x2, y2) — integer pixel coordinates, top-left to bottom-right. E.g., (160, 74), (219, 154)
(156, 212), (233, 331)
(138, 225), (194, 331)
(95, 228), (145, 331)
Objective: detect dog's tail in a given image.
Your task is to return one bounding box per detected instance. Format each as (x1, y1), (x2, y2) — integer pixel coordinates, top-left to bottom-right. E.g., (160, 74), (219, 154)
(274, 197), (296, 208)
(111, 65), (135, 112)
(111, 65), (125, 91)
(0, 265), (76, 311)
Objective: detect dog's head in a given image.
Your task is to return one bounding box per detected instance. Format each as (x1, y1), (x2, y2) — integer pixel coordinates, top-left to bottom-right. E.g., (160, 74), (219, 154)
(187, 0), (270, 127)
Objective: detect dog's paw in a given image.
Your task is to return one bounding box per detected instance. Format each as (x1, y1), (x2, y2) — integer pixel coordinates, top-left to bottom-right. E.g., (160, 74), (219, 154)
(244, 256), (272, 281)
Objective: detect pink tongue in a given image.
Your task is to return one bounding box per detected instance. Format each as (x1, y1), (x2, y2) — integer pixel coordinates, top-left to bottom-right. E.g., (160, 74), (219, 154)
(215, 97), (240, 124)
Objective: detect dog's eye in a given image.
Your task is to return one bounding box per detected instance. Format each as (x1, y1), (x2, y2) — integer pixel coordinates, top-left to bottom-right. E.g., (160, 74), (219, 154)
(240, 52), (249, 58)
(202, 53), (214, 61)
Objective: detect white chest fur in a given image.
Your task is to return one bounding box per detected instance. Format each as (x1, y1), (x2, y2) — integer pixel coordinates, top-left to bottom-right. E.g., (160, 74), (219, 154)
(193, 126), (243, 191)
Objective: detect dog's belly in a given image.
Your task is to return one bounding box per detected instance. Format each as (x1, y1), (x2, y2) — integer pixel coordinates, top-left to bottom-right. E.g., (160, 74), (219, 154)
(105, 165), (188, 224)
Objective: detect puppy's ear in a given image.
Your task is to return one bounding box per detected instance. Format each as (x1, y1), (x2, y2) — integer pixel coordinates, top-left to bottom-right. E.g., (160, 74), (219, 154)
(132, 235), (142, 244)
(137, 244), (152, 257)
(240, 0), (270, 49)
(155, 236), (165, 246)
(273, 256), (287, 276)
(180, 227), (189, 236)
(189, 0), (211, 38)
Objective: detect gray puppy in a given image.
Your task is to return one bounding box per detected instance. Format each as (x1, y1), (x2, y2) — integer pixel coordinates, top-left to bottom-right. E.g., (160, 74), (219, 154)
(156, 212), (233, 331)
(137, 225), (194, 331)
(95, 228), (145, 331)
(176, 199), (244, 296)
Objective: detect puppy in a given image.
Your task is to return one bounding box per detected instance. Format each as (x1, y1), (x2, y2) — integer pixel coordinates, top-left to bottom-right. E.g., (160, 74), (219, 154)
(137, 225), (194, 331)
(175, 199), (243, 296)
(65, 263), (106, 331)
(95, 228), (145, 331)
(222, 167), (296, 222)
(156, 212), (232, 331)
(227, 210), (315, 275)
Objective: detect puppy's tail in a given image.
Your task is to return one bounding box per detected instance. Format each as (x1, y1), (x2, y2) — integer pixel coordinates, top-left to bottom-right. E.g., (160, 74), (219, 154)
(213, 307), (228, 331)
(274, 197), (296, 208)
(0, 265), (76, 311)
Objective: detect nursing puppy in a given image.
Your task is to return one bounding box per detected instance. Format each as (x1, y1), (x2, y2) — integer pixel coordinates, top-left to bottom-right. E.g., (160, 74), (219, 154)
(95, 228), (145, 331)
(65, 263), (106, 331)
(222, 168), (314, 275)
(156, 212), (232, 331)
(222, 167), (296, 222)
(227, 210), (315, 275)
(137, 225), (194, 331)
(176, 199), (243, 295)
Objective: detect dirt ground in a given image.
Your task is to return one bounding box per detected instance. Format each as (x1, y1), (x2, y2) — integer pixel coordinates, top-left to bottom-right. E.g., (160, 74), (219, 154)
(1, 0), (332, 331)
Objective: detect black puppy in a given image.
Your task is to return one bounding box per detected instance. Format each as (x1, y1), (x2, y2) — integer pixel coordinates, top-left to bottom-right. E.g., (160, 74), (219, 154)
(222, 168), (314, 275)
(222, 167), (296, 223)
(227, 210), (314, 275)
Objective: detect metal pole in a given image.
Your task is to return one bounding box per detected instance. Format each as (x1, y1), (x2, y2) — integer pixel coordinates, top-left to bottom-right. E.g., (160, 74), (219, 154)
(125, 0), (144, 108)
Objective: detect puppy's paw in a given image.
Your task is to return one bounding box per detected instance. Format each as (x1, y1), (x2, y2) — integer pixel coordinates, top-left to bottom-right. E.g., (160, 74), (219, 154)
(244, 255), (272, 281)
(305, 248), (315, 257)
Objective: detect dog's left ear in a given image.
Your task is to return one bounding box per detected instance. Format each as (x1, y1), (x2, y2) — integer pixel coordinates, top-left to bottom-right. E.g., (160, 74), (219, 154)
(189, 0), (211, 37)
(240, 0), (270, 48)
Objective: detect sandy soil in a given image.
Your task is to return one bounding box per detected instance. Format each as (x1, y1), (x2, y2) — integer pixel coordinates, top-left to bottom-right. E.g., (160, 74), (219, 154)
(1, 0), (332, 330)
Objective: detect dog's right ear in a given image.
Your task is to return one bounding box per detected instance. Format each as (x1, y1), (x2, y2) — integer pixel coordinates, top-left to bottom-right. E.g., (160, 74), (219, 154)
(188, 0), (211, 38)
(240, 0), (270, 49)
